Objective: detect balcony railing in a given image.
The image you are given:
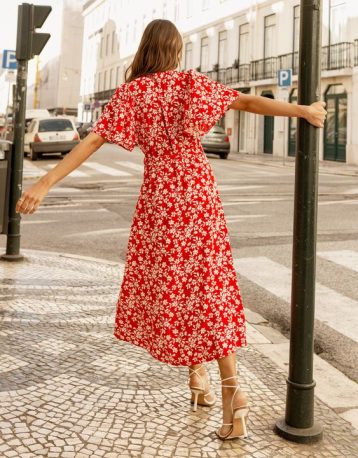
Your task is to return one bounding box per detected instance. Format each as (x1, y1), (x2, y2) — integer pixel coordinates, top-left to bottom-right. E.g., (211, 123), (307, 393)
(250, 57), (277, 80)
(224, 65), (250, 84)
(321, 42), (352, 70)
(278, 52), (299, 75)
(204, 70), (218, 81)
(205, 65), (250, 85)
(354, 39), (358, 66)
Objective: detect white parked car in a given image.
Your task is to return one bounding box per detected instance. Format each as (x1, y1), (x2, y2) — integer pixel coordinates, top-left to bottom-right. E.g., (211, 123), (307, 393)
(24, 117), (80, 161)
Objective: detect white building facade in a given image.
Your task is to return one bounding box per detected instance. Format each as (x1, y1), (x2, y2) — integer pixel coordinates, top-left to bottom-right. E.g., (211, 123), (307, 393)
(27, 0), (84, 115)
(79, 0), (358, 165)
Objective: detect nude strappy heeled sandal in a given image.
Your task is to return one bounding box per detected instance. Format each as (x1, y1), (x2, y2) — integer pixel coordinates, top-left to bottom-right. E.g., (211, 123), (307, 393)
(188, 366), (217, 411)
(215, 375), (249, 440)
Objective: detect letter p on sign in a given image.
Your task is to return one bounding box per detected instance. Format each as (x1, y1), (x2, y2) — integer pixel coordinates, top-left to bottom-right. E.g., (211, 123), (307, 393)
(278, 69), (292, 87)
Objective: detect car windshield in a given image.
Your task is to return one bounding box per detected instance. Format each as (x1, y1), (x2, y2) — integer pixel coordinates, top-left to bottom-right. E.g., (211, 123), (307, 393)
(39, 119), (73, 132)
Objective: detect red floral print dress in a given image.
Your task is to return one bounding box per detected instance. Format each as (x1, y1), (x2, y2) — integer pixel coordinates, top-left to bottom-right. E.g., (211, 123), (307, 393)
(91, 69), (247, 366)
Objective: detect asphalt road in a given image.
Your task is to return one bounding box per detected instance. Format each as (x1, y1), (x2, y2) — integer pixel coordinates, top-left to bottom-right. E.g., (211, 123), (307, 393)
(2, 143), (357, 382)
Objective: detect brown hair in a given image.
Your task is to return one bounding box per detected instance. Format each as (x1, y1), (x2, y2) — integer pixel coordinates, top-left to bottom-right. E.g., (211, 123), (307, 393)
(125, 19), (183, 83)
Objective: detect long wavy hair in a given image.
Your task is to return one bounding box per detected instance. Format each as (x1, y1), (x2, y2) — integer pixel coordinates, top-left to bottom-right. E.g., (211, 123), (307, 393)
(125, 19), (183, 83)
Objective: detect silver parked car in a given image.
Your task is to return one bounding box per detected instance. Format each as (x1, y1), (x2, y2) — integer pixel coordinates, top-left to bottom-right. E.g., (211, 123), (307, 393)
(201, 125), (230, 159)
(24, 117), (80, 161)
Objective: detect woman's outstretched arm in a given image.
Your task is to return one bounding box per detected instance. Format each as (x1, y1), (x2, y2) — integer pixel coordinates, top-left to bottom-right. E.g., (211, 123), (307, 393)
(16, 132), (105, 215)
(229, 93), (327, 128)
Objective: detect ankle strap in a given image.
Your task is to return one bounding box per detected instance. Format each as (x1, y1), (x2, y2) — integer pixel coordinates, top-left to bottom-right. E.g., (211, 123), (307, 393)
(221, 375), (239, 382)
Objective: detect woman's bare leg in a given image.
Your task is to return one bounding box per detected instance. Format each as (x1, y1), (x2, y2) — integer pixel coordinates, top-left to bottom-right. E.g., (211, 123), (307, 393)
(217, 351), (248, 435)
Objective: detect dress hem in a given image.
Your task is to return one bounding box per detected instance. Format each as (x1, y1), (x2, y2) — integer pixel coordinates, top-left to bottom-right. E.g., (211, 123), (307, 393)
(113, 329), (248, 367)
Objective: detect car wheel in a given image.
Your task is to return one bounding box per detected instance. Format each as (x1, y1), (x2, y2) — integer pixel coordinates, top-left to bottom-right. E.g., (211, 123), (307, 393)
(219, 152), (229, 159)
(29, 146), (38, 161)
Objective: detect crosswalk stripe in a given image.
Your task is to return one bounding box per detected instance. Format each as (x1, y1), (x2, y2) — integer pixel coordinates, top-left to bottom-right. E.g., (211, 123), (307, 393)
(217, 185), (265, 191)
(114, 161), (144, 173)
(41, 164), (89, 177)
(36, 208), (110, 214)
(68, 169), (89, 177)
(234, 256), (358, 344)
(318, 250), (358, 273)
(63, 228), (129, 237)
(226, 215), (267, 222)
(48, 187), (81, 193)
(21, 220), (61, 225)
(82, 162), (132, 176)
(222, 201), (261, 207)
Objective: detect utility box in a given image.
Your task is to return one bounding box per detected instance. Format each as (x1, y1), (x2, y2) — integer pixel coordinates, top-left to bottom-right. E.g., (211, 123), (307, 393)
(0, 140), (12, 234)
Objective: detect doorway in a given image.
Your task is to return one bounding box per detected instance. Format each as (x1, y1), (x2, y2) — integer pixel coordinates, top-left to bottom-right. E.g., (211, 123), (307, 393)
(261, 91), (274, 154)
(324, 84), (347, 162)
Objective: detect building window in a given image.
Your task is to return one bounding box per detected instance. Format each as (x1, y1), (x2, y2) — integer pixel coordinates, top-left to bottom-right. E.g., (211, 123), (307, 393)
(109, 68), (114, 89)
(111, 30), (116, 54)
(125, 24), (129, 44)
(174, 0), (180, 21)
(200, 36), (209, 71)
(293, 5), (300, 52)
(97, 72), (102, 92)
(264, 14), (276, 59)
(133, 19), (137, 40)
(105, 33), (109, 56)
(104, 70), (107, 90)
(329, 0), (346, 44)
(185, 42), (193, 69)
(116, 66), (120, 86)
(100, 37), (104, 58)
(186, 0), (193, 17)
(218, 30), (227, 68)
(202, 0), (211, 10)
(239, 23), (249, 64)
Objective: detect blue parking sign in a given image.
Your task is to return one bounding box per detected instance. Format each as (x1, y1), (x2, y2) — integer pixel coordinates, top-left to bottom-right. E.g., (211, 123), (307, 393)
(2, 50), (17, 70)
(278, 69), (292, 87)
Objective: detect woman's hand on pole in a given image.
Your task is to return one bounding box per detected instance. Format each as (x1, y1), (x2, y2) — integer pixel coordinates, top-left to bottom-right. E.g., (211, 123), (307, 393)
(304, 101), (327, 128)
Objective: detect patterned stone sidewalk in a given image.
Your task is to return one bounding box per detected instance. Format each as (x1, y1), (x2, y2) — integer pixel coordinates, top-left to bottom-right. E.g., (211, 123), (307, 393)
(0, 249), (357, 458)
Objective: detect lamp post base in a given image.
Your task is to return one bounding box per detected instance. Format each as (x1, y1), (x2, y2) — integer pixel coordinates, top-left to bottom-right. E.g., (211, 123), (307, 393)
(1, 253), (24, 262)
(275, 418), (323, 444)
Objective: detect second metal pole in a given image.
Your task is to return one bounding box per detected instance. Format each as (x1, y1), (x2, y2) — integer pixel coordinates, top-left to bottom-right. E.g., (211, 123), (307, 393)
(1, 59), (27, 261)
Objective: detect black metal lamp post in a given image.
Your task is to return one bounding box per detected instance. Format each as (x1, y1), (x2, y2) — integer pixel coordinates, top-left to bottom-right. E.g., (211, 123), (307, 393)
(275, 0), (324, 443)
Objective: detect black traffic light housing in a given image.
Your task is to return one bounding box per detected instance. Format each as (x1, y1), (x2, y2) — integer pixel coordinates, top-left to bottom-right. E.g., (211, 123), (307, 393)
(16, 3), (52, 60)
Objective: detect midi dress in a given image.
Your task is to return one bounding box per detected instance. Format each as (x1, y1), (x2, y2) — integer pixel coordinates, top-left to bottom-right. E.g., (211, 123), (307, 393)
(91, 68), (247, 366)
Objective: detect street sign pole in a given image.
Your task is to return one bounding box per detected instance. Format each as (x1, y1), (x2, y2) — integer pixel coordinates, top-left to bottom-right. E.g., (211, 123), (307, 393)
(275, 0), (323, 443)
(1, 3), (51, 262)
(2, 59), (28, 260)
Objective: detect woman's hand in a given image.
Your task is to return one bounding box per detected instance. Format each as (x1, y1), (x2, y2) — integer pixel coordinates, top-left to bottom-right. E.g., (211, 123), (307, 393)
(304, 101), (327, 128)
(16, 180), (51, 215)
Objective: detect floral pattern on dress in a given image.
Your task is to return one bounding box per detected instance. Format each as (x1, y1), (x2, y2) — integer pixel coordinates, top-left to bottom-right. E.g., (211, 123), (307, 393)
(91, 69), (247, 366)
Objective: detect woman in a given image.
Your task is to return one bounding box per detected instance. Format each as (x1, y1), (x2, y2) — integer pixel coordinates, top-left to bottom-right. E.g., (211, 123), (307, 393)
(16, 19), (326, 440)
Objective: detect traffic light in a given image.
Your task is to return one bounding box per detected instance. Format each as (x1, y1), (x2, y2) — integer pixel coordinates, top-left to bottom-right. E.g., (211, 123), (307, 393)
(16, 3), (52, 61)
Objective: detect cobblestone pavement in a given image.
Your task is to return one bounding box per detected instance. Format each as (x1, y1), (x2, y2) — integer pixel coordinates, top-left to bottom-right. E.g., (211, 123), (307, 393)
(0, 250), (357, 458)
(230, 151), (358, 176)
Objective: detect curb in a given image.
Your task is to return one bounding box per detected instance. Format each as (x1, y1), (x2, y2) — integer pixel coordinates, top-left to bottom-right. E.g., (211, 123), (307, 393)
(229, 152), (358, 176)
(1, 247), (122, 267)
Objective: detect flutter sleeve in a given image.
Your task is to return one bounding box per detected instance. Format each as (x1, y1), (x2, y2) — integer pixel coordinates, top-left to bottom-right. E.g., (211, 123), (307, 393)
(90, 83), (137, 151)
(183, 68), (240, 137)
